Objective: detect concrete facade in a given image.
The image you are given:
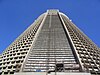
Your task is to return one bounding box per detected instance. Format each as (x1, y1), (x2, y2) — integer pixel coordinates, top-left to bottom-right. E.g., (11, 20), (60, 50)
(14, 72), (91, 75)
(0, 10), (100, 75)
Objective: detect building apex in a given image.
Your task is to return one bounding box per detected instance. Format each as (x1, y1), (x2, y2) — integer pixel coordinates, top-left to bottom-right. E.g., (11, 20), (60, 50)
(47, 9), (59, 15)
(47, 9), (59, 12)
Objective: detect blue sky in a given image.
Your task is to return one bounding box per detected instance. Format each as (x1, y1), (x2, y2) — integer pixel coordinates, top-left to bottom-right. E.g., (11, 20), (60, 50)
(0, 0), (100, 53)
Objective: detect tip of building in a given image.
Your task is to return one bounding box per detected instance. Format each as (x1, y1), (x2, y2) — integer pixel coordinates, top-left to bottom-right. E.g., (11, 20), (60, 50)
(47, 9), (70, 19)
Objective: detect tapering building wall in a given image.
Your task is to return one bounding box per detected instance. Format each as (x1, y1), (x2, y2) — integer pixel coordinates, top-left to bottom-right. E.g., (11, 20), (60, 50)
(21, 10), (80, 73)
(61, 14), (100, 74)
(0, 13), (45, 75)
(0, 10), (99, 75)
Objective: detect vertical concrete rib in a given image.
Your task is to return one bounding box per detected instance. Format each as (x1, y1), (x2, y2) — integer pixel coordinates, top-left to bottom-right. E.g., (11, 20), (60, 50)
(58, 12), (85, 72)
(20, 12), (48, 72)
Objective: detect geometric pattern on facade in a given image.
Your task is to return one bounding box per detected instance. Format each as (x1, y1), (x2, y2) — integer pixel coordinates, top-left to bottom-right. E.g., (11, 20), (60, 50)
(61, 15), (100, 74)
(22, 12), (80, 73)
(0, 10), (100, 75)
(0, 14), (45, 75)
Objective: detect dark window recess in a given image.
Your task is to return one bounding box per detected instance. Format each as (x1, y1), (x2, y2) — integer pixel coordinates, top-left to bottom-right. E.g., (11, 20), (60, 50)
(10, 72), (14, 74)
(55, 63), (64, 72)
(4, 72), (8, 74)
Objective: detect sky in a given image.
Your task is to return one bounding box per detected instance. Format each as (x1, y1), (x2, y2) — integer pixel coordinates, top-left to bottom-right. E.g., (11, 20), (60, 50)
(0, 0), (100, 54)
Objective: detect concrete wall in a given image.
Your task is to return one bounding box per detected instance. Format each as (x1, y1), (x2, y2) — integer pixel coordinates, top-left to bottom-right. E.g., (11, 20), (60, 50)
(15, 72), (91, 75)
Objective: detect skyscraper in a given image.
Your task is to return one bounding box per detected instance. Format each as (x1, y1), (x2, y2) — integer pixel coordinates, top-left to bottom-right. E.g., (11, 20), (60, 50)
(0, 10), (100, 75)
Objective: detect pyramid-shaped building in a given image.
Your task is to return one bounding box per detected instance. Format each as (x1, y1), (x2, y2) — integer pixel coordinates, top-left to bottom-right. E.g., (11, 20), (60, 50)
(0, 10), (100, 75)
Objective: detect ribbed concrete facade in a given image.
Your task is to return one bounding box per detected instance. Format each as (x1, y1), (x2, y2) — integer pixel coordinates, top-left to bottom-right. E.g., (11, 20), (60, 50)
(0, 10), (100, 75)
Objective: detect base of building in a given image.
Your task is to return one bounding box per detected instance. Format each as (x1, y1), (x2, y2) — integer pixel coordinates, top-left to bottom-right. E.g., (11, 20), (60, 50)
(14, 72), (91, 75)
